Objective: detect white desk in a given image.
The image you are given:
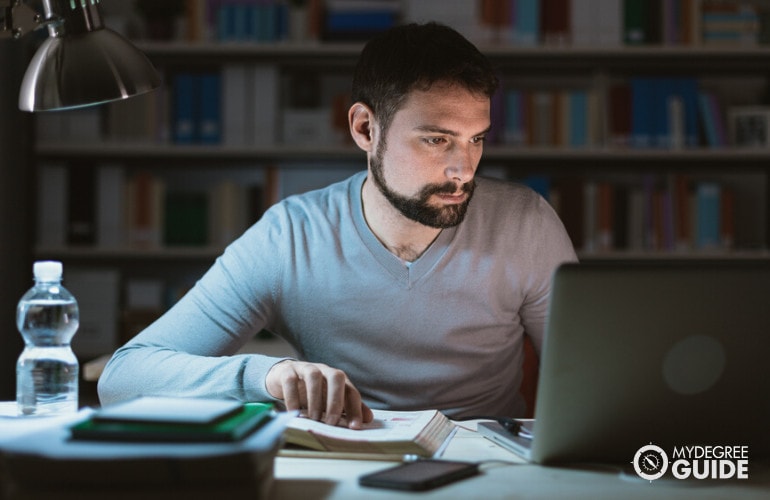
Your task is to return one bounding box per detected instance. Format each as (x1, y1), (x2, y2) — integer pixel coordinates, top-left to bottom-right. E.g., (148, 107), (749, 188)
(271, 423), (770, 500)
(2, 406), (768, 500)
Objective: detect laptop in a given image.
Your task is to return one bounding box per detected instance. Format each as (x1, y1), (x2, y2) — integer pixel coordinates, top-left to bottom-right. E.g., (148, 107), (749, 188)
(479, 260), (770, 464)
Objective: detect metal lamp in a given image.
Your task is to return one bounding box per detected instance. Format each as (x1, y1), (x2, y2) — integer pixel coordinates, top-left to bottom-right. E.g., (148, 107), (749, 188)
(2, 0), (160, 112)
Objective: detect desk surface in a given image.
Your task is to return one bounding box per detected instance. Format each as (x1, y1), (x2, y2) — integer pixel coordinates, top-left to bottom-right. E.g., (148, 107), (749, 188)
(1, 406), (768, 500)
(271, 423), (770, 500)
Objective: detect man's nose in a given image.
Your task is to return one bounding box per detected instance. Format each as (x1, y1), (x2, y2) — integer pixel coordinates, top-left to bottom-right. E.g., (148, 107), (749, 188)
(445, 145), (477, 184)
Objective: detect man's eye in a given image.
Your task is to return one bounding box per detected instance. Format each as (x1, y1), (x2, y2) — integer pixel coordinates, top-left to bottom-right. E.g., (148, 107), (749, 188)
(471, 136), (486, 144)
(424, 137), (446, 145)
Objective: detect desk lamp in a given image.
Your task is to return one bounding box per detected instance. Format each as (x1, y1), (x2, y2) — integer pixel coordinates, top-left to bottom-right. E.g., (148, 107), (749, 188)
(1, 0), (160, 111)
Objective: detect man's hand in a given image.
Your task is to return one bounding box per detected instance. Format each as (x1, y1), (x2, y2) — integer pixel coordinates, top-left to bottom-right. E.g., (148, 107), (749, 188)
(266, 360), (373, 429)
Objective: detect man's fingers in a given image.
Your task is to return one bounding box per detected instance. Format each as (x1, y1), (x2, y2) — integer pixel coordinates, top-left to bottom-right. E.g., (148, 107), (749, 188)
(301, 366), (326, 421)
(342, 384), (366, 429)
(280, 368), (302, 412)
(266, 360), (367, 429)
(323, 369), (349, 426)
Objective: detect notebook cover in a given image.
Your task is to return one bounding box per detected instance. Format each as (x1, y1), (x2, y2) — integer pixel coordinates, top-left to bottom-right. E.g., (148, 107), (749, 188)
(93, 397), (244, 425)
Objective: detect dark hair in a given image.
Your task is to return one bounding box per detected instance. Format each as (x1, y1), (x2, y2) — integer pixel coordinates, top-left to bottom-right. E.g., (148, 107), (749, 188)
(351, 22), (499, 136)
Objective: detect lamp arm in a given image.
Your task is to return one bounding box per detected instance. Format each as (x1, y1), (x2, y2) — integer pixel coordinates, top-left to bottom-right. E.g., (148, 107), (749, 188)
(1, 0), (57, 39)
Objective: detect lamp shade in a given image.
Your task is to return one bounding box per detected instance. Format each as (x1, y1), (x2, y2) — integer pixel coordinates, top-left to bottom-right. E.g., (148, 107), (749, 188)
(19, 28), (161, 112)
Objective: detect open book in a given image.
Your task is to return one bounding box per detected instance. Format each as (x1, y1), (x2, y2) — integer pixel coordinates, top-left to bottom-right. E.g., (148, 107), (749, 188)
(283, 409), (455, 458)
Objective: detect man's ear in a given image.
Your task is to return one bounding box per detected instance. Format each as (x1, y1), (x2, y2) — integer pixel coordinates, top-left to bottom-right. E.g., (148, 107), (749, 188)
(349, 102), (376, 152)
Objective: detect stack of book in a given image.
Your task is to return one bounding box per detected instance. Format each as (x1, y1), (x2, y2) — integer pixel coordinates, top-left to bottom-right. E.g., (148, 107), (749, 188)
(0, 397), (291, 499)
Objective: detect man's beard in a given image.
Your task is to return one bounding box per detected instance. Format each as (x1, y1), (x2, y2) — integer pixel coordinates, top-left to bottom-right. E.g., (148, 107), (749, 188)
(369, 146), (475, 229)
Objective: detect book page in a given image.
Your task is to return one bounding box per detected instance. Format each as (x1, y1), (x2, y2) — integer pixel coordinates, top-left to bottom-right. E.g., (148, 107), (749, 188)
(287, 409), (442, 443)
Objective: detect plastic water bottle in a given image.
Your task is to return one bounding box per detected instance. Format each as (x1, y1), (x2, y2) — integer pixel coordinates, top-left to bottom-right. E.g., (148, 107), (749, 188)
(16, 261), (79, 416)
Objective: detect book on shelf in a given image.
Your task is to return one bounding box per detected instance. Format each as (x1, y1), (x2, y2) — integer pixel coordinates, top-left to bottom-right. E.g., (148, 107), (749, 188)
(629, 77), (700, 150)
(322, 0), (401, 41)
(35, 107), (102, 143)
(222, 64), (280, 147)
(509, 76), (711, 151)
(701, 0), (762, 45)
(172, 71), (222, 145)
(56, 72), (740, 153)
(571, 0), (623, 46)
(66, 268), (121, 358)
(273, 164), (362, 201)
(106, 88), (167, 144)
(67, 165), (97, 246)
(70, 397), (276, 443)
(164, 191), (209, 246)
(537, 174), (737, 254)
(199, 72), (222, 144)
(126, 170), (165, 249)
(37, 163), (68, 248)
(217, 0), (290, 42)
(541, 0), (571, 45)
(210, 179), (250, 246)
(498, 86), (601, 148)
(440, 0), (764, 48)
(96, 164), (126, 248)
(283, 408), (455, 458)
(477, 0), (531, 45)
(35, 163), (276, 253)
(114, 0), (769, 52)
(608, 83), (632, 147)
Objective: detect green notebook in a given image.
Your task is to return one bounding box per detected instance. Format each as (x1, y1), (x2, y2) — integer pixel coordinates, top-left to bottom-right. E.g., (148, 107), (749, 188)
(70, 402), (274, 443)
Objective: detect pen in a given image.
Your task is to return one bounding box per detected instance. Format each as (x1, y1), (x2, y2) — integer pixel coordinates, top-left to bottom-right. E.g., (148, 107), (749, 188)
(456, 415), (522, 436)
(499, 418), (522, 436)
(278, 449), (421, 462)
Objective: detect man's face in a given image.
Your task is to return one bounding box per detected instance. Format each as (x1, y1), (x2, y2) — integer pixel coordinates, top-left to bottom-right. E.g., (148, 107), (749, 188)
(368, 83), (491, 229)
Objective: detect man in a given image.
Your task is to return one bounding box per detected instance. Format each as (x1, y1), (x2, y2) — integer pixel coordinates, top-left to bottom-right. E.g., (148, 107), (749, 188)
(98, 22), (577, 429)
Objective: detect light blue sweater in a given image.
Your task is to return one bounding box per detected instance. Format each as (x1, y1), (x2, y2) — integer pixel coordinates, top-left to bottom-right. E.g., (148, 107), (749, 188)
(98, 172), (577, 417)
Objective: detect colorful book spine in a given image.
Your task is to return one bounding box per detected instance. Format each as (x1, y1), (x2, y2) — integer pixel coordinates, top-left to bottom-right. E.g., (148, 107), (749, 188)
(215, 0), (289, 42)
(630, 77), (700, 149)
(544, 174), (736, 254)
(172, 73), (197, 144)
(513, 0), (541, 45)
(695, 182), (721, 249)
(199, 73), (222, 144)
(172, 72), (222, 145)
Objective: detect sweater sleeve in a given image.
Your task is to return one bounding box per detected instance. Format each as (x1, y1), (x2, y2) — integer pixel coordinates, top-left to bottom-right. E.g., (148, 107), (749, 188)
(97, 207), (291, 405)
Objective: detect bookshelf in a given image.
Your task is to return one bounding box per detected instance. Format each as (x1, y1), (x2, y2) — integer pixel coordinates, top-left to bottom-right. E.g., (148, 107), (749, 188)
(35, 41), (770, 155)
(30, 0), (770, 360)
(35, 42), (770, 256)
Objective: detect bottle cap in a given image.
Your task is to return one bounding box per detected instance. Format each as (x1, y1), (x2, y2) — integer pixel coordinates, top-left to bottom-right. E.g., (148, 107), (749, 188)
(33, 261), (63, 282)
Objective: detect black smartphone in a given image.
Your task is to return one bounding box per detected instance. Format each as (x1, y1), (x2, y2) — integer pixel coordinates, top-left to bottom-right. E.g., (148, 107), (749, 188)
(358, 459), (479, 491)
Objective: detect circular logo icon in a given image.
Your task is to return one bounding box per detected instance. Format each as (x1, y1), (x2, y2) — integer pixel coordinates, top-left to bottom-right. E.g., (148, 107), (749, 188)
(633, 444), (669, 481)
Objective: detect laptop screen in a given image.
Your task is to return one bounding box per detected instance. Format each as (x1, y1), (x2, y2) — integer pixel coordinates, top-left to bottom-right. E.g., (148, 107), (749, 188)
(530, 260), (770, 465)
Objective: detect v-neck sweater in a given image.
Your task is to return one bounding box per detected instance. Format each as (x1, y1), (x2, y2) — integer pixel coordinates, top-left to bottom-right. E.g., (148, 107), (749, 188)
(99, 171), (577, 418)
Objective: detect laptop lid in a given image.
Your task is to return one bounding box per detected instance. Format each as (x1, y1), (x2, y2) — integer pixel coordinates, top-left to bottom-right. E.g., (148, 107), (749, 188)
(529, 260), (770, 465)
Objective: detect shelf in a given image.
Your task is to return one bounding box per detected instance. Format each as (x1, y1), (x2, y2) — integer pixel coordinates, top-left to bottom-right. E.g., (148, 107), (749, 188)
(480, 45), (770, 74)
(35, 246), (225, 261)
(35, 143), (365, 163)
(577, 250), (770, 261)
(137, 40), (365, 66)
(136, 41), (770, 71)
(35, 142), (770, 166)
(34, 246), (770, 262)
